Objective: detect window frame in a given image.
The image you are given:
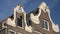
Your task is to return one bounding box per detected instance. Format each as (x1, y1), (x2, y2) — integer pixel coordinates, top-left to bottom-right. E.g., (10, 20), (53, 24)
(9, 29), (16, 34)
(17, 32), (22, 34)
(33, 30), (41, 34)
(42, 19), (49, 31)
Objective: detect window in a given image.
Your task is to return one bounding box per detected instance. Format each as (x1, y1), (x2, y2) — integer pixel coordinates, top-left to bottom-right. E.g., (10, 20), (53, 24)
(17, 16), (22, 27)
(33, 30), (41, 34)
(9, 29), (16, 34)
(42, 20), (49, 30)
(27, 19), (31, 27)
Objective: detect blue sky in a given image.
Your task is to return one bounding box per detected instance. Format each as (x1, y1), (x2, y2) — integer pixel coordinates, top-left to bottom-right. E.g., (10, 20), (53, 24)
(0, 0), (60, 29)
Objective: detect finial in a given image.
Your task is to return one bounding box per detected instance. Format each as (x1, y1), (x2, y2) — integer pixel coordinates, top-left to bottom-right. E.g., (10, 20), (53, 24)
(18, 4), (22, 7)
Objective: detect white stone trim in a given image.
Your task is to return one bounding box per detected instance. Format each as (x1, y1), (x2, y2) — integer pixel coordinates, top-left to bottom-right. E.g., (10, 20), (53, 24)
(2, 22), (7, 28)
(14, 4), (25, 13)
(7, 18), (16, 27)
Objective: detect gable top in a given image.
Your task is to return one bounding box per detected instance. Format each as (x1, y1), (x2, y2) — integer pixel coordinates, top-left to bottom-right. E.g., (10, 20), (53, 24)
(28, 2), (50, 14)
(39, 2), (50, 13)
(0, 2), (50, 21)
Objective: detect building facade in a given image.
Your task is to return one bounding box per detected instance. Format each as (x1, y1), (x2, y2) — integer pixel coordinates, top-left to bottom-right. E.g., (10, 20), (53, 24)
(0, 2), (59, 34)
